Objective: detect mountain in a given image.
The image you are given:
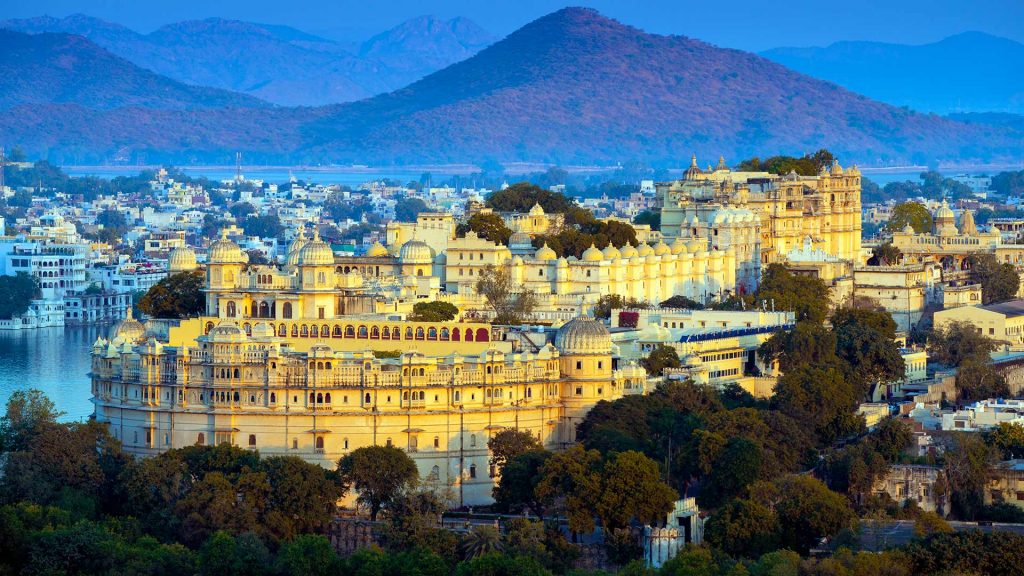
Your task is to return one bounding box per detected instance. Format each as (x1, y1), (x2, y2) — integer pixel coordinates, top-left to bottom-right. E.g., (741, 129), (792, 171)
(0, 13), (495, 106)
(0, 8), (1020, 166)
(761, 32), (1024, 115)
(0, 30), (267, 110)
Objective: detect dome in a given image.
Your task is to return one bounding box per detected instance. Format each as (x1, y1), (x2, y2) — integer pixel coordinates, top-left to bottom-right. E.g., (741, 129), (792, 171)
(529, 203), (545, 216)
(297, 230), (334, 266)
(830, 160), (844, 176)
(686, 238), (703, 253)
(509, 231), (532, 247)
(251, 322), (275, 338)
(110, 308), (145, 342)
(581, 244), (604, 261)
(554, 317), (612, 355)
(208, 322), (246, 341)
(602, 244), (621, 259)
(168, 245), (197, 273)
(209, 230), (247, 264)
(286, 228), (308, 256)
(619, 243), (638, 258)
(653, 241), (671, 256)
(637, 242), (654, 257)
(365, 241), (389, 257)
(535, 243), (557, 261)
(684, 154), (703, 181)
(902, 224), (915, 234)
(399, 240), (434, 263)
(935, 199), (955, 221)
(670, 237), (687, 254)
(960, 209), (978, 236)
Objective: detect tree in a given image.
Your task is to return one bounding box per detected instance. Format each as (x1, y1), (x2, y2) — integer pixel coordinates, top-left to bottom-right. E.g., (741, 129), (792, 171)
(772, 366), (863, 445)
(660, 295), (704, 309)
(928, 320), (999, 367)
(245, 250), (269, 265)
(966, 253), (1020, 304)
(703, 499), (780, 558)
(535, 444), (603, 533)
(137, 271), (205, 319)
(887, 202), (933, 234)
(274, 535), (340, 576)
(832, 310), (905, 397)
(904, 530), (1024, 576)
(460, 526), (503, 559)
(737, 149), (834, 176)
(337, 446), (418, 521)
(641, 344), (681, 376)
(956, 359), (1010, 402)
(242, 214), (284, 240)
(475, 265), (537, 324)
(493, 450), (553, 518)
(699, 437), (763, 508)
(488, 429), (542, 473)
(595, 451), (677, 530)
(229, 202), (256, 220)
(987, 422), (1024, 459)
(394, 197), (430, 222)
(751, 475), (856, 554)
(457, 213), (513, 245)
(0, 389), (62, 452)
(0, 272), (40, 320)
(755, 264), (831, 323)
(408, 301), (459, 322)
(486, 183), (576, 214)
(593, 294), (649, 320)
(868, 243), (902, 266)
(633, 210), (661, 230)
(945, 433), (997, 520)
(454, 553), (551, 576)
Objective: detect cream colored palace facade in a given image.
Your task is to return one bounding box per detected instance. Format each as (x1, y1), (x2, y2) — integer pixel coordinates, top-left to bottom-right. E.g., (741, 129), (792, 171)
(92, 232), (650, 505)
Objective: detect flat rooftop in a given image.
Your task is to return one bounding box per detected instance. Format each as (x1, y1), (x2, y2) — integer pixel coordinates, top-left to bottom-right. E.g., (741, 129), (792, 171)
(980, 300), (1024, 318)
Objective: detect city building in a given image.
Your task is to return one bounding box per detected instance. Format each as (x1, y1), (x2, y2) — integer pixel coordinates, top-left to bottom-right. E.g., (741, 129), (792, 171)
(934, 300), (1024, 348)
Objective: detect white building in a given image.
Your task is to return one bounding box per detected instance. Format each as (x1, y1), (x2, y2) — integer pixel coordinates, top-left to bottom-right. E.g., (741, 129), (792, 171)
(941, 398), (1024, 431)
(0, 239), (89, 299)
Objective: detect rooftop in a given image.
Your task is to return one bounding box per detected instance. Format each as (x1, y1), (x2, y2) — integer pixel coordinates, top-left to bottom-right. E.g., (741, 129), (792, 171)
(980, 299), (1024, 318)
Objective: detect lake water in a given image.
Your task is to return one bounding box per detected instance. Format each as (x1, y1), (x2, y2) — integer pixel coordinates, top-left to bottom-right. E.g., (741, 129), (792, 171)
(0, 325), (104, 422)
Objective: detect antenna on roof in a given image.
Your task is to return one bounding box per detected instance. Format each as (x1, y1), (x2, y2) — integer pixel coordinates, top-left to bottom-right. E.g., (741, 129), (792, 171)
(235, 151), (242, 183)
(0, 146), (5, 193)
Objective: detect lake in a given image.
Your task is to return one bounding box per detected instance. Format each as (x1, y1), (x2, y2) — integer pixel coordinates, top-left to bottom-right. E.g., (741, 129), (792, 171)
(0, 325), (104, 422)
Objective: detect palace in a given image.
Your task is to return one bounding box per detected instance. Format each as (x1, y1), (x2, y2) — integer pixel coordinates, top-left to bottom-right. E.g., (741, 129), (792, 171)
(658, 156), (863, 291)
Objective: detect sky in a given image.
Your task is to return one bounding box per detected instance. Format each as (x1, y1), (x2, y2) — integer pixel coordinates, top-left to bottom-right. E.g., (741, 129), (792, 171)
(4, 0), (1024, 51)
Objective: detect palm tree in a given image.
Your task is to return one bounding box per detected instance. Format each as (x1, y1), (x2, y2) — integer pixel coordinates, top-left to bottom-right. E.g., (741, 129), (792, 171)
(460, 525), (504, 559)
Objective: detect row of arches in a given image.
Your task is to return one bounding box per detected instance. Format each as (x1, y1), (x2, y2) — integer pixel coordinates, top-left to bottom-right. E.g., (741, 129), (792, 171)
(207, 321), (490, 343)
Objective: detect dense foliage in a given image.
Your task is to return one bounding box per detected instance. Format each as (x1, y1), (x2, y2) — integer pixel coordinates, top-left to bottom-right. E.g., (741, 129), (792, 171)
(0, 272), (40, 319)
(137, 271), (205, 319)
(736, 149), (835, 176)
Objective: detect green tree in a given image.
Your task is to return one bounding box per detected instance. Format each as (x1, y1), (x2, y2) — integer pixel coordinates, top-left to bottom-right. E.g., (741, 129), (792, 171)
(0, 272), (40, 320)
(928, 320), (999, 367)
(704, 499), (780, 558)
(409, 301), (459, 322)
(461, 525), (504, 559)
(493, 450), (553, 518)
(966, 252), (1020, 304)
(633, 210), (661, 231)
(772, 366), (863, 445)
(956, 359), (1010, 402)
(488, 429), (542, 474)
(660, 295), (704, 309)
(394, 197), (430, 222)
(137, 271), (205, 319)
(337, 446), (418, 521)
(486, 183), (576, 213)
(887, 202), (933, 234)
(641, 344), (681, 376)
(755, 264), (831, 323)
(275, 535), (340, 576)
(457, 212), (513, 244)
(832, 309), (905, 397)
(475, 265), (538, 324)
(944, 433), (997, 520)
(751, 475), (856, 554)
(454, 553), (552, 576)
(229, 202), (256, 220)
(987, 422), (1024, 459)
(596, 451), (677, 530)
(535, 444), (603, 533)
(699, 437), (763, 508)
(904, 531), (1024, 576)
(242, 214), (284, 240)
(868, 243), (903, 266)
(0, 389), (62, 452)
(593, 294), (649, 319)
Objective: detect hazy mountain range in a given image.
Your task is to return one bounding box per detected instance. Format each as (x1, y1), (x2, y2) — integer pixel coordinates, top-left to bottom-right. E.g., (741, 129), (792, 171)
(0, 13), (496, 106)
(762, 32), (1024, 115)
(0, 8), (1020, 166)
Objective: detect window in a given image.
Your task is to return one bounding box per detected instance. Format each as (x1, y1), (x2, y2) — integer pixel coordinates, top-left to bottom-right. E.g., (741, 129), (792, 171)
(197, 433), (205, 445)
(283, 302), (292, 318)
(470, 434), (477, 447)
(576, 361), (582, 370)
(434, 436), (440, 448)
(469, 464), (477, 478)
(249, 434), (256, 446)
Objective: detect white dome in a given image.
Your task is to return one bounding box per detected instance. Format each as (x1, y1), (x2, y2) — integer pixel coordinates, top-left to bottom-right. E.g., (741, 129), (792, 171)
(602, 244), (621, 259)
(110, 308), (145, 342)
(399, 240), (434, 263)
(168, 245), (198, 273)
(581, 244), (604, 261)
(653, 241), (672, 256)
(297, 231), (334, 266)
(637, 242), (654, 257)
(619, 243), (638, 258)
(209, 231), (247, 264)
(365, 241), (389, 257)
(535, 243), (557, 261)
(554, 318), (612, 355)
(509, 231), (532, 247)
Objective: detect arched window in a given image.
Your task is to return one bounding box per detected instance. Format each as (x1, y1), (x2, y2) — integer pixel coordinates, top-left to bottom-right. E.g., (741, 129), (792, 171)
(300, 325), (309, 337)
(243, 323), (252, 335)
(205, 322), (214, 334)
(465, 329), (474, 342)
(333, 325), (342, 337)
(477, 328), (489, 342)
(317, 393), (323, 403)
(365, 393), (371, 404)
(259, 301), (270, 317)
(415, 327), (425, 340)
(283, 302), (293, 319)
(427, 327), (438, 340)
(452, 328), (460, 341)
(315, 437), (324, 450)
(325, 393), (331, 403)
(392, 327), (401, 339)
(270, 392), (276, 403)
(440, 328), (450, 341)
(370, 326), (380, 339)
(233, 368), (240, 378)
(322, 324), (329, 337)
(291, 325), (298, 337)
(345, 325), (356, 338)
(278, 324), (287, 337)
(197, 433), (205, 445)
(405, 327), (414, 340)
(248, 434), (256, 446)
(386, 438), (393, 447)
(470, 434), (477, 447)
(358, 325), (368, 338)
(310, 325), (318, 337)
(226, 301), (236, 317)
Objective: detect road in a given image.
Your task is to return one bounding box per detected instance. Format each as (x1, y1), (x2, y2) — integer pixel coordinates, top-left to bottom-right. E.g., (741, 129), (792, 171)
(859, 519), (1024, 551)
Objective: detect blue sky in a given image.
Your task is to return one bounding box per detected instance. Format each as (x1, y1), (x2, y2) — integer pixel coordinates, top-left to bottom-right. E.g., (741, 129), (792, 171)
(5, 0), (1024, 51)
